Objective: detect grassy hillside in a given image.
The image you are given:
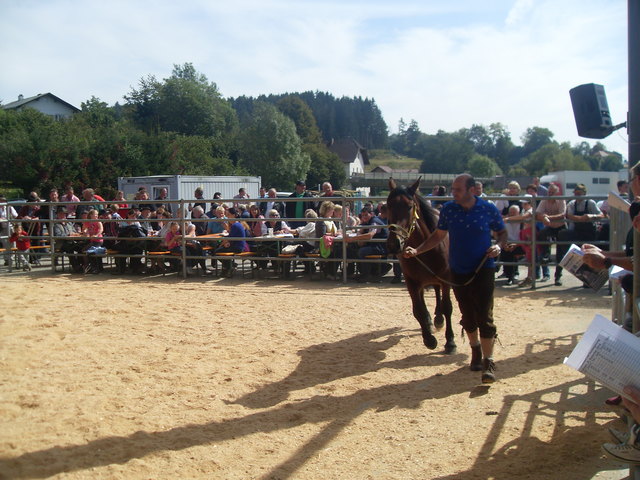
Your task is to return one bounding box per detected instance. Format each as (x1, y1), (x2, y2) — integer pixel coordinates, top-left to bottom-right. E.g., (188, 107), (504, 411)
(367, 149), (422, 172)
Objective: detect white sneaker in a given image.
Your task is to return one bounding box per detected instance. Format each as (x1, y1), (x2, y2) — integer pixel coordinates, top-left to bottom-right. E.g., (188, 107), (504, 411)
(602, 442), (640, 464)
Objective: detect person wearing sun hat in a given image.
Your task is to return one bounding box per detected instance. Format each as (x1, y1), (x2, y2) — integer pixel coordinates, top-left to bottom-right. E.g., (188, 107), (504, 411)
(554, 183), (603, 285)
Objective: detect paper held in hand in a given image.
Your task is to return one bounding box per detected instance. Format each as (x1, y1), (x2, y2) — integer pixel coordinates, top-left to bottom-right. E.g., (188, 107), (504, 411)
(564, 314), (640, 401)
(559, 244), (610, 291)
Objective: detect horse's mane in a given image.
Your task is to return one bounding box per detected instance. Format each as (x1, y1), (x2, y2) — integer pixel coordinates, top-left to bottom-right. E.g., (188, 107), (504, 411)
(388, 186), (440, 233)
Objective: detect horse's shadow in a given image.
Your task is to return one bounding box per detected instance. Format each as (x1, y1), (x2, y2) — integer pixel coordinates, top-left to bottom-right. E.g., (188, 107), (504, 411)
(232, 327), (464, 409)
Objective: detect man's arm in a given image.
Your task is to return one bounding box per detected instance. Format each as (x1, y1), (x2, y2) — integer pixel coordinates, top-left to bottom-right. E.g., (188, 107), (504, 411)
(403, 228), (447, 258)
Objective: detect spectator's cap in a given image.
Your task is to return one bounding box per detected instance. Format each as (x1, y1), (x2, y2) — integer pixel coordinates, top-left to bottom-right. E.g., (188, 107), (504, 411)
(574, 183), (587, 193)
(520, 194), (533, 203)
(295, 180), (306, 187)
(629, 201), (640, 220)
(56, 206), (68, 214)
(140, 205), (152, 211)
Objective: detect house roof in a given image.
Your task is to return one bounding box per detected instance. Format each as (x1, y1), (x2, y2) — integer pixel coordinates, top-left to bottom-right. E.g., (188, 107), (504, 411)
(371, 166), (394, 173)
(371, 166), (420, 174)
(2, 93), (80, 113)
(328, 137), (370, 165)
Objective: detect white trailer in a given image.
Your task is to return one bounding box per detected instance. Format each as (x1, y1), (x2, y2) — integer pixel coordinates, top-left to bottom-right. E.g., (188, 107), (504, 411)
(539, 170), (628, 196)
(117, 175), (262, 206)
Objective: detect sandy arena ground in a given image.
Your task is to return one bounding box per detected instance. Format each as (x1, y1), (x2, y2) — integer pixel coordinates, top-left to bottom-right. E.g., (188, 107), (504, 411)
(0, 270), (633, 479)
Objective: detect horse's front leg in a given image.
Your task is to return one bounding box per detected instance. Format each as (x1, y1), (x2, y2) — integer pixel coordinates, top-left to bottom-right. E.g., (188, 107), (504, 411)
(433, 286), (445, 330)
(441, 285), (457, 354)
(406, 280), (437, 350)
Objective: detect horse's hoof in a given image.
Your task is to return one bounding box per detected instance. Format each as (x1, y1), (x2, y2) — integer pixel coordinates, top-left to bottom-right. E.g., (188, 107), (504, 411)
(423, 334), (438, 350)
(444, 343), (457, 355)
(434, 315), (445, 330)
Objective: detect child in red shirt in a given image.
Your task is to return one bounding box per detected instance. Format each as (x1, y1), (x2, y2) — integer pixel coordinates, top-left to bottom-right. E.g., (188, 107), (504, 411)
(9, 223), (31, 271)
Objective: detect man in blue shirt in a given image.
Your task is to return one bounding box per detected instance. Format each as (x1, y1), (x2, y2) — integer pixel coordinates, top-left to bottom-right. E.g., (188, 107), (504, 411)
(404, 173), (507, 384)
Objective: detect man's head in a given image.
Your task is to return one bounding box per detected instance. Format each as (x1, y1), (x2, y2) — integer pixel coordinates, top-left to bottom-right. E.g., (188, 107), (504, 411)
(618, 180), (629, 194)
(548, 183), (560, 196)
(295, 180), (306, 194)
(574, 184), (587, 196)
(158, 187), (168, 198)
(56, 206), (68, 218)
(451, 174), (476, 205)
(227, 207), (238, 218)
(267, 188), (277, 199)
(474, 181), (484, 196)
(359, 205), (374, 222)
(49, 189), (59, 201)
(322, 182), (333, 195)
(82, 188), (94, 201)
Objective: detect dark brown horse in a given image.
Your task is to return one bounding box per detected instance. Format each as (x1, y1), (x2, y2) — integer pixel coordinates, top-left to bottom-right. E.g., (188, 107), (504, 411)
(386, 178), (456, 354)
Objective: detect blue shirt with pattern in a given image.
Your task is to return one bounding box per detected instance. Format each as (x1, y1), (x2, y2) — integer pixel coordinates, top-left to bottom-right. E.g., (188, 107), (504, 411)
(437, 196), (505, 274)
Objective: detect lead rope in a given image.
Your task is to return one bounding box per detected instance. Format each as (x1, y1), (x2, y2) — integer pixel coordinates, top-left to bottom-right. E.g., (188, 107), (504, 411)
(389, 202), (491, 288)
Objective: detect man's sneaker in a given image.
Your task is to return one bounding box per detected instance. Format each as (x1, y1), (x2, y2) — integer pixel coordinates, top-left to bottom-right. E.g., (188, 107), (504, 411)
(602, 442), (640, 464)
(470, 344), (483, 371)
(608, 427), (630, 444)
(481, 358), (496, 384)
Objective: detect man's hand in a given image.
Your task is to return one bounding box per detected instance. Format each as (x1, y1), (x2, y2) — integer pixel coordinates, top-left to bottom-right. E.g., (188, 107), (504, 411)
(403, 246), (418, 258)
(582, 251), (607, 270)
(486, 245), (501, 258)
(622, 386), (640, 424)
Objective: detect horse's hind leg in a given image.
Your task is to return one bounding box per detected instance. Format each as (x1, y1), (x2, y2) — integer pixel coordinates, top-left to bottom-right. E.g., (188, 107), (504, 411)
(441, 285), (457, 354)
(407, 281), (437, 350)
(433, 286), (445, 330)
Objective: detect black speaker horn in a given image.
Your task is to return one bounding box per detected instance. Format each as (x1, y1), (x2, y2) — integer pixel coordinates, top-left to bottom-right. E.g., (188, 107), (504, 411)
(569, 83), (613, 139)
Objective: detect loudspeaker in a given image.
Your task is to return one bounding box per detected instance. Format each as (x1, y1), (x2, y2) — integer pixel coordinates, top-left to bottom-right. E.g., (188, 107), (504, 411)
(569, 83), (613, 139)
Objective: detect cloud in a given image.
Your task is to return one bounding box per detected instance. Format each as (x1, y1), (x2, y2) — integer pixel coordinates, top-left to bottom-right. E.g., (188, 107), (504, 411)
(0, 0), (629, 156)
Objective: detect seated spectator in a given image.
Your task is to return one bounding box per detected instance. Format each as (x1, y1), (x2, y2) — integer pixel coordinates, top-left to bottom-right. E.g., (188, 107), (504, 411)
(207, 205), (228, 235)
(60, 186), (80, 217)
(52, 206), (82, 271)
(182, 224), (207, 272)
(267, 209), (290, 234)
(316, 201), (339, 278)
(81, 208), (104, 274)
(100, 208), (119, 248)
(214, 207), (247, 277)
(343, 206), (388, 283)
(190, 206), (209, 236)
(112, 215), (148, 275)
(113, 190), (130, 218)
(248, 204), (267, 238)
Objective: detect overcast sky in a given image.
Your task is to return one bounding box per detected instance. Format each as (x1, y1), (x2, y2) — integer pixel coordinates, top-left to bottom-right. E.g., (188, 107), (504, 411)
(0, 0), (630, 159)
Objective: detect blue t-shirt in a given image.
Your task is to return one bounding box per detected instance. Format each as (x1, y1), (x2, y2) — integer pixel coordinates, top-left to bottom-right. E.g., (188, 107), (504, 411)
(228, 221), (247, 253)
(437, 196), (505, 274)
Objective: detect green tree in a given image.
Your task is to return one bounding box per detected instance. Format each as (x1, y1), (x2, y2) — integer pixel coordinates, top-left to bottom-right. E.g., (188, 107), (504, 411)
(468, 154), (502, 178)
(303, 143), (345, 190)
(238, 102), (310, 190)
(276, 95), (323, 144)
(125, 63), (239, 158)
(418, 130), (474, 174)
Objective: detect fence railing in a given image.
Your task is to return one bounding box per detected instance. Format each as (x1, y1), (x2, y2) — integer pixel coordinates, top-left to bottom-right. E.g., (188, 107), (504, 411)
(0, 193), (620, 288)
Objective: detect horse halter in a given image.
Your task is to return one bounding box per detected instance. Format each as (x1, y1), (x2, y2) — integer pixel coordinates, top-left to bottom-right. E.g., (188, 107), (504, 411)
(389, 197), (421, 251)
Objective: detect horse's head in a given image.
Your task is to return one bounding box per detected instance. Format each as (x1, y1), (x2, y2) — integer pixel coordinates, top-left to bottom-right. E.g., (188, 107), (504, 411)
(386, 177), (421, 254)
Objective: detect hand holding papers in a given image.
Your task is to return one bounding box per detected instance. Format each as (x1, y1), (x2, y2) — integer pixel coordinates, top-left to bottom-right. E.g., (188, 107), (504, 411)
(564, 314), (640, 401)
(559, 244), (610, 291)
